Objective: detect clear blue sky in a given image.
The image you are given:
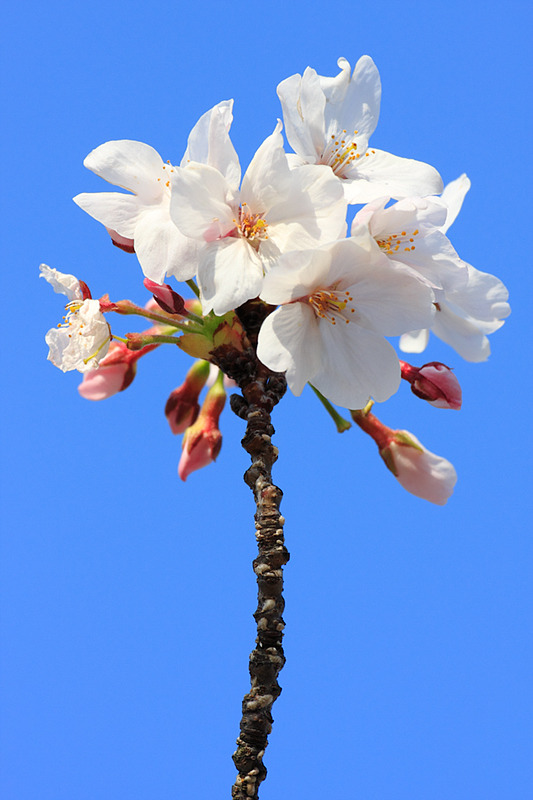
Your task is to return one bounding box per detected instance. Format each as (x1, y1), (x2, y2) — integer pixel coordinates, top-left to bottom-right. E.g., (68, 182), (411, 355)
(2, 1), (532, 798)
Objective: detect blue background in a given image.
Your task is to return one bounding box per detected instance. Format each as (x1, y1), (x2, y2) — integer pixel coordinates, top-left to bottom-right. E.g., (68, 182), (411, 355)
(2, 1), (532, 797)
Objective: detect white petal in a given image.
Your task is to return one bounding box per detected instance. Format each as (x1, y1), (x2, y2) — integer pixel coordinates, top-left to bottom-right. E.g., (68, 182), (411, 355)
(438, 173), (471, 233)
(181, 99), (241, 188)
(170, 163), (236, 241)
(330, 239), (436, 335)
(39, 264), (82, 301)
(431, 303), (492, 362)
(266, 164), (347, 249)
(46, 300), (110, 373)
(197, 238), (264, 316)
(260, 249), (333, 305)
(277, 69), (326, 161)
(313, 322), (401, 408)
(399, 329), (430, 353)
(83, 140), (166, 202)
(134, 209), (199, 284)
(257, 303), (322, 395)
(343, 148), (443, 203)
(73, 192), (141, 239)
(240, 121), (290, 213)
(324, 55), (381, 141)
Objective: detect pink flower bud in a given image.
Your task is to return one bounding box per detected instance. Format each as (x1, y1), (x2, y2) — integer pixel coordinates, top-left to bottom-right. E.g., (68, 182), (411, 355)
(351, 410), (457, 505)
(78, 341), (137, 400)
(400, 360), (462, 410)
(381, 431), (457, 505)
(165, 360), (210, 435)
(178, 376), (226, 481)
(143, 278), (187, 316)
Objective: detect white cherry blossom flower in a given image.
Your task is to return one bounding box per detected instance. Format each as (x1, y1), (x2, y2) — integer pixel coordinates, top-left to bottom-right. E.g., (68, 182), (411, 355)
(396, 177), (511, 361)
(256, 233), (435, 409)
(352, 194), (467, 292)
(73, 100), (239, 284)
(40, 264), (111, 372)
(277, 56), (443, 204)
(170, 121), (347, 316)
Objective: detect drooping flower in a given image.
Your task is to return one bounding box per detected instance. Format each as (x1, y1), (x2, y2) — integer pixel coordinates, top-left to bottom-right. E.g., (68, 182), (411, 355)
(170, 121), (347, 316)
(73, 100), (239, 284)
(41, 264), (111, 373)
(277, 56), (443, 204)
(351, 409), (457, 504)
(256, 233), (435, 409)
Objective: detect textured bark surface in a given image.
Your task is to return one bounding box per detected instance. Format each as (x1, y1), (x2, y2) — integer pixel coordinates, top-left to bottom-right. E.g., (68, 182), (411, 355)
(212, 300), (289, 799)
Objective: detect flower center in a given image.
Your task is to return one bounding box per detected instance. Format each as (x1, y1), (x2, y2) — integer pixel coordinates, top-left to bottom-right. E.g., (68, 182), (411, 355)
(320, 130), (362, 176)
(233, 203), (269, 248)
(157, 160), (176, 192)
(306, 288), (355, 325)
(376, 228), (419, 254)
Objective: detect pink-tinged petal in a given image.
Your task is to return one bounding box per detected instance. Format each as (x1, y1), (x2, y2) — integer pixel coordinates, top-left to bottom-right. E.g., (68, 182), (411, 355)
(399, 329), (430, 353)
(401, 361), (462, 410)
(73, 192), (141, 239)
(83, 140), (166, 202)
(134, 209), (198, 284)
(107, 229), (135, 253)
(143, 278), (187, 315)
(257, 303), (322, 396)
(324, 55), (381, 141)
(438, 174), (471, 233)
(343, 148), (443, 203)
(314, 322), (401, 408)
(181, 99), (241, 189)
(386, 432), (457, 505)
(197, 237), (264, 316)
(178, 430), (222, 480)
(78, 362), (132, 400)
(170, 163), (236, 241)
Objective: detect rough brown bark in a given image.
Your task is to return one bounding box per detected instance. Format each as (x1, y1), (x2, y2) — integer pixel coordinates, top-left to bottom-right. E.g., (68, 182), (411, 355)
(212, 300), (289, 799)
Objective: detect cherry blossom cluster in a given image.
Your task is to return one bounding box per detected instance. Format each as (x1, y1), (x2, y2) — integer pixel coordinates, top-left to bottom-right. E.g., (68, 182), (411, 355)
(41, 56), (510, 504)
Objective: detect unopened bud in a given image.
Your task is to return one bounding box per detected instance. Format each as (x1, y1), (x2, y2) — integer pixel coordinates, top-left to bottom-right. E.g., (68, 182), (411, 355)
(78, 341), (137, 400)
(351, 409), (457, 505)
(165, 360), (210, 434)
(178, 374), (226, 481)
(143, 278), (187, 316)
(400, 360), (462, 410)
(380, 430), (457, 505)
